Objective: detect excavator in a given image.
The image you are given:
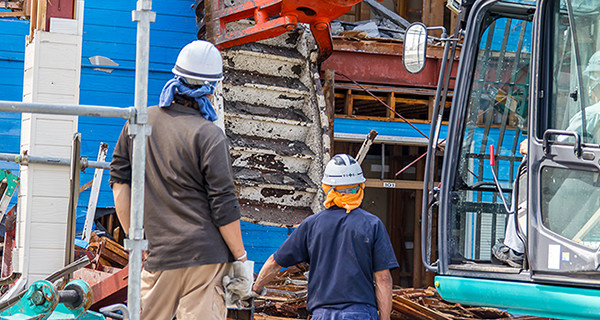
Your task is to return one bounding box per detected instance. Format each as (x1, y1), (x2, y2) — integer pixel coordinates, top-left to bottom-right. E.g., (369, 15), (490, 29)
(403, 0), (600, 318)
(207, 0), (600, 318)
(0, 0), (595, 319)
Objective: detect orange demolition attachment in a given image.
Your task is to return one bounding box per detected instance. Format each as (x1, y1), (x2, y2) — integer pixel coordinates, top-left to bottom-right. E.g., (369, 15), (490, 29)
(205, 0), (362, 62)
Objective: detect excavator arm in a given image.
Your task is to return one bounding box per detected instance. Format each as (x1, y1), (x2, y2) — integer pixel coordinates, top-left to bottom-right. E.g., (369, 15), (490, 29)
(204, 0), (363, 63)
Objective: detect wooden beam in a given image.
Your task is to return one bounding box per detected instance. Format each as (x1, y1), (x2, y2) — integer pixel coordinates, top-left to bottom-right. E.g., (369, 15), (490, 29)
(359, 2), (370, 20)
(28, 0), (37, 41)
(355, 129), (378, 164)
(254, 315), (301, 320)
(365, 179), (425, 190)
(37, 0), (47, 32)
(393, 295), (452, 320)
(0, 1), (21, 9)
(23, 0), (30, 17)
(428, 96), (435, 121)
(335, 82), (452, 96)
(344, 89), (353, 116)
(397, 0), (408, 17)
(450, 9), (458, 36)
(343, 93), (444, 107)
(0, 11), (24, 17)
(387, 92), (396, 118)
(430, 0), (445, 37)
(422, 0), (432, 26)
(413, 146), (424, 288)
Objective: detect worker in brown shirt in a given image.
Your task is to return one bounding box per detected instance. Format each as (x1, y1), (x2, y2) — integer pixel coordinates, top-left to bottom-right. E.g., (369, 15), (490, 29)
(110, 40), (252, 319)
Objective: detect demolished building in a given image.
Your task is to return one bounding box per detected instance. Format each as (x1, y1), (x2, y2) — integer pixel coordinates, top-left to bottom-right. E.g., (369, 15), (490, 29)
(0, 0), (459, 290)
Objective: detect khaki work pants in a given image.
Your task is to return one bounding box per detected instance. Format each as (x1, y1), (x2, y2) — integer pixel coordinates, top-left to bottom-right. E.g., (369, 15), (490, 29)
(140, 263), (231, 320)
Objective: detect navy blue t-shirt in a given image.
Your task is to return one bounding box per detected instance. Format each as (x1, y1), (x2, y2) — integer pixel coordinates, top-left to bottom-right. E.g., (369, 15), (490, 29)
(273, 206), (399, 312)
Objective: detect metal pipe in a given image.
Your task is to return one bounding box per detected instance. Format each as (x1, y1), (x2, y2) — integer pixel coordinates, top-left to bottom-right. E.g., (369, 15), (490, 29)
(0, 153), (110, 169)
(65, 134), (82, 274)
(128, 0), (154, 319)
(0, 101), (135, 120)
(381, 143), (385, 180)
(421, 30), (450, 273)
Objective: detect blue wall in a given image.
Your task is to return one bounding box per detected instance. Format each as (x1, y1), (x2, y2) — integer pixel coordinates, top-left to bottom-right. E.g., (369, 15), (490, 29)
(334, 117), (449, 141)
(0, 1), (289, 271)
(76, 0), (199, 231)
(0, 18), (29, 176)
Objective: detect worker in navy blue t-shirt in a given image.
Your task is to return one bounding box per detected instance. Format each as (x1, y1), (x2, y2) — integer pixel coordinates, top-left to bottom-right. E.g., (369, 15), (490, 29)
(252, 154), (399, 320)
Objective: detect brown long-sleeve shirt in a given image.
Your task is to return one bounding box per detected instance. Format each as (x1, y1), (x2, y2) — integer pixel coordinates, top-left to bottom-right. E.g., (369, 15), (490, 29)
(110, 103), (241, 272)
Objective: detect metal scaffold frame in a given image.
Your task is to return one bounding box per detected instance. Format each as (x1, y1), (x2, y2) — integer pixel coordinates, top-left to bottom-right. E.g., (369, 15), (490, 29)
(0, 0), (155, 318)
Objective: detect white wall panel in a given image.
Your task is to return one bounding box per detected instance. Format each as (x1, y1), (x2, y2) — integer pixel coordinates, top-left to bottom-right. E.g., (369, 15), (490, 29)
(17, 29), (81, 285)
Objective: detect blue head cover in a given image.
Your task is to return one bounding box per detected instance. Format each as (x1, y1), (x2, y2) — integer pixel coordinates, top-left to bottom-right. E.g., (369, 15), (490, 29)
(158, 77), (218, 122)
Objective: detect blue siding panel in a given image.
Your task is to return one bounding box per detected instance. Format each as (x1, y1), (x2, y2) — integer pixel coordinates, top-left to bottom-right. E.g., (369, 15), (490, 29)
(78, 0), (199, 216)
(241, 221), (293, 272)
(0, 19), (29, 210)
(334, 117), (449, 140)
(0, 1), (289, 270)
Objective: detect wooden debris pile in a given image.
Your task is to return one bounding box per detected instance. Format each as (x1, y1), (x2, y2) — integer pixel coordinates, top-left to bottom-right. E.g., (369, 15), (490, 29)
(254, 263), (309, 318)
(391, 288), (513, 320)
(73, 232), (129, 310)
(253, 264), (549, 320)
(85, 232), (129, 270)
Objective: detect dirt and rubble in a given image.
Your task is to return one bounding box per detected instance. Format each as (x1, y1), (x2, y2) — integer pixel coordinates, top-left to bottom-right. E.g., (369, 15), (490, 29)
(71, 232), (129, 311)
(224, 69), (309, 92)
(228, 133), (314, 159)
(239, 201), (311, 226)
(0, 230), (556, 319)
(225, 42), (306, 63)
(252, 263), (556, 320)
(225, 100), (309, 122)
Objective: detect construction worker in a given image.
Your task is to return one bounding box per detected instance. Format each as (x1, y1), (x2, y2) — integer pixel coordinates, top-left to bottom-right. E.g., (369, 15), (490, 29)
(252, 154), (399, 320)
(493, 50), (600, 267)
(110, 40), (252, 319)
(562, 50), (600, 141)
(491, 139), (527, 268)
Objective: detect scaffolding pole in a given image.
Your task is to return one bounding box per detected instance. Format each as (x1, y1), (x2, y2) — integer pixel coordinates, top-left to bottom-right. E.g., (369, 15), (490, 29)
(127, 0), (155, 319)
(0, 101), (135, 119)
(0, 0), (153, 318)
(0, 152), (110, 169)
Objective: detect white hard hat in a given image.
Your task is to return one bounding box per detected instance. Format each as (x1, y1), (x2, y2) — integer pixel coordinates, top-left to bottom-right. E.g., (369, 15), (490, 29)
(584, 50), (600, 75)
(172, 40), (224, 82)
(322, 154), (366, 186)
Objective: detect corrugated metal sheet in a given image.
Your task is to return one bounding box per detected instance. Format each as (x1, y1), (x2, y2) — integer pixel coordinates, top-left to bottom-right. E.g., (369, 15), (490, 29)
(334, 117), (448, 146)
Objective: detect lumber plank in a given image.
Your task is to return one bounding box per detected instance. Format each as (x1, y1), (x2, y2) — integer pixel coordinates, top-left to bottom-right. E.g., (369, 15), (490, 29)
(393, 296), (451, 320)
(253, 315), (299, 320)
(0, 11), (24, 17)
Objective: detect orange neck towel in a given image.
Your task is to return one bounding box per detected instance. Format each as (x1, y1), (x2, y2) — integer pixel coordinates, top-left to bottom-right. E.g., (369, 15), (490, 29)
(322, 183), (365, 213)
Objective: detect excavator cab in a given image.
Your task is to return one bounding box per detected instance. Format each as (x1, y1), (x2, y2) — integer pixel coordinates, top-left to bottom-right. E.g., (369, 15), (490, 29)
(406, 0), (600, 318)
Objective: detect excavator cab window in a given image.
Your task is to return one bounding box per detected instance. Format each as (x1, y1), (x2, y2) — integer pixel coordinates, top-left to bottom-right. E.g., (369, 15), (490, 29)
(449, 15), (531, 263)
(540, 0), (600, 247)
(527, 0), (600, 279)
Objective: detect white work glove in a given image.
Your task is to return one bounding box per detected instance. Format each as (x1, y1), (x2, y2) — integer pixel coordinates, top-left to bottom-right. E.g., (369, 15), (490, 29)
(223, 260), (254, 308)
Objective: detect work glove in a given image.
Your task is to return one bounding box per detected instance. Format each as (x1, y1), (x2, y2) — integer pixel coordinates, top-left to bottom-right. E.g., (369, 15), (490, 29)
(223, 260), (254, 308)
